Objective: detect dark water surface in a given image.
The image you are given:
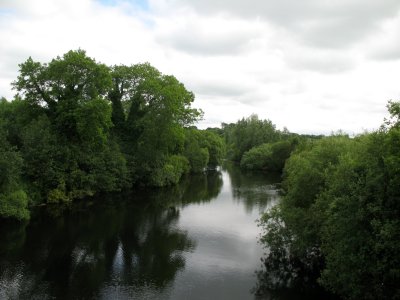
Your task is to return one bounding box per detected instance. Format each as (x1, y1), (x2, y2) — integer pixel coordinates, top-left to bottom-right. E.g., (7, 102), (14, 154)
(0, 164), (281, 300)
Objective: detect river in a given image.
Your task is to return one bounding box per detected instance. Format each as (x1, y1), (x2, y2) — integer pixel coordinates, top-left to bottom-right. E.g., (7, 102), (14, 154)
(0, 163), (281, 300)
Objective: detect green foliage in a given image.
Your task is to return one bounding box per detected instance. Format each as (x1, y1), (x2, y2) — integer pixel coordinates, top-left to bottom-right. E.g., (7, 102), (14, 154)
(19, 115), (61, 202)
(183, 128), (209, 172)
(0, 118), (29, 220)
(258, 104), (400, 299)
(0, 97), (45, 148)
(223, 114), (280, 162)
(383, 100), (400, 129)
(241, 143), (272, 170)
(276, 136), (353, 257)
(75, 98), (112, 146)
(106, 63), (202, 184)
(240, 140), (295, 172)
(0, 49), (212, 219)
(202, 130), (226, 168)
(47, 182), (69, 204)
(183, 128), (225, 172)
(191, 147), (209, 173)
(7, 50), (129, 205)
(0, 191), (29, 221)
(149, 155), (190, 187)
(13, 49), (112, 109)
(319, 131), (400, 299)
(0, 132), (23, 190)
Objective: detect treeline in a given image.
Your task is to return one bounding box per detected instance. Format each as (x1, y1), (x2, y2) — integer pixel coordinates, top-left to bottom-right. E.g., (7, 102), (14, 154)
(256, 102), (400, 299)
(222, 114), (318, 173)
(0, 50), (225, 220)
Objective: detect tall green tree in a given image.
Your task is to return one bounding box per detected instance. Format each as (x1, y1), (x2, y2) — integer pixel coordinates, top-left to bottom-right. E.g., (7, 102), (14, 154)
(0, 49), (207, 219)
(12, 50), (128, 202)
(107, 63), (202, 185)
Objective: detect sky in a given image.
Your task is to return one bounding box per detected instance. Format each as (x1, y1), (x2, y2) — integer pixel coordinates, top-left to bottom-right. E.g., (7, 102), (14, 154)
(1, 0), (400, 134)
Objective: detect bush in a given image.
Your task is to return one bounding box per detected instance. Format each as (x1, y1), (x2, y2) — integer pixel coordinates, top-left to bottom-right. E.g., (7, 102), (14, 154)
(240, 140), (295, 172)
(240, 143), (272, 170)
(0, 190), (30, 221)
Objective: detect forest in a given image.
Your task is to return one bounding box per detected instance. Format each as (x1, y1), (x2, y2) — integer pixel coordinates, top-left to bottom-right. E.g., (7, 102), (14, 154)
(0, 50), (399, 299)
(0, 49), (225, 221)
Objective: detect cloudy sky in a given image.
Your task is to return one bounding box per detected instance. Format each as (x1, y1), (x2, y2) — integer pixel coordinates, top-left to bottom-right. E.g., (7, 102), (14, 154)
(1, 0), (400, 134)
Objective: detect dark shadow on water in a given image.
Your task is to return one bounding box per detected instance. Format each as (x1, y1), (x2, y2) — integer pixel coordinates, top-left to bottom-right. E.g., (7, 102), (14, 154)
(223, 162), (281, 214)
(0, 171), (223, 299)
(253, 251), (340, 300)
(0, 167), (339, 300)
(140, 169), (223, 209)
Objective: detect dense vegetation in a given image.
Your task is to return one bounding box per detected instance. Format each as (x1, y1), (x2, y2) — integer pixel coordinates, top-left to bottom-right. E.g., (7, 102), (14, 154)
(223, 114), (281, 162)
(240, 140), (297, 172)
(223, 114), (308, 173)
(256, 102), (400, 299)
(0, 50), (225, 220)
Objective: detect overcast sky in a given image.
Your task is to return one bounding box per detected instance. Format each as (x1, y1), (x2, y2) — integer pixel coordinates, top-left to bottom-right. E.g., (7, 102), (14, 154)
(1, 0), (400, 134)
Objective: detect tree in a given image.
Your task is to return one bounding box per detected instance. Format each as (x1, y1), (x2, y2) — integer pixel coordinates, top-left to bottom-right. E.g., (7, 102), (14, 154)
(12, 50), (128, 202)
(257, 135), (354, 295)
(258, 103), (400, 299)
(107, 63), (202, 185)
(319, 129), (400, 299)
(223, 114), (280, 162)
(184, 128), (210, 173)
(240, 139), (296, 172)
(0, 116), (29, 220)
(1, 49), (206, 218)
(202, 130), (226, 168)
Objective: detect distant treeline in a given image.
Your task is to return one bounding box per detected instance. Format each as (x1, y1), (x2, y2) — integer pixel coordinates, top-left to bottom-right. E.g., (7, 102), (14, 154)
(221, 114), (322, 173)
(0, 50), (225, 220)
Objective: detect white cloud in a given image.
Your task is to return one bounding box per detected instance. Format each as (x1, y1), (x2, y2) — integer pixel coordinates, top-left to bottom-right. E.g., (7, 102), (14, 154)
(285, 47), (358, 73)
(366, 12), (400, 61)
(167, 0), (400, 48)
(1, 0), (400, 134)
(155, 13), (264, 56)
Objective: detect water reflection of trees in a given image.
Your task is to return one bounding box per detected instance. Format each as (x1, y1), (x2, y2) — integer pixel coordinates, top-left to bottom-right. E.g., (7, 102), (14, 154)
(253, 252), (338, 300)
(142, 170), (223, 209)
(0, 171), (223, 299)
(223, 162), (281, 214)
(253, 246), (334, 300)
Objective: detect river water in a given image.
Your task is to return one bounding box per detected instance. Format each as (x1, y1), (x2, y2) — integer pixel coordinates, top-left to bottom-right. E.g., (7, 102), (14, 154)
(0, 163), (281, 300)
